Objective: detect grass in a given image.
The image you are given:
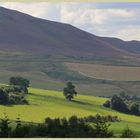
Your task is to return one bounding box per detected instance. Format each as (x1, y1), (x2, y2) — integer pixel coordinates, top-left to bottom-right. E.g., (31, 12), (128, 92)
(0, 87), (140, 136)
(0, 88), (140, 123)
(0, 88), (106, 122)
(109, 121), (140, 137)
(0, 88), (140, 126)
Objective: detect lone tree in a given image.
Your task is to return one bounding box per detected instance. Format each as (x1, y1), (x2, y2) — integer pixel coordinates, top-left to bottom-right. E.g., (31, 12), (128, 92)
(63, 82), (77, 101)
(9, 77), (30, 94)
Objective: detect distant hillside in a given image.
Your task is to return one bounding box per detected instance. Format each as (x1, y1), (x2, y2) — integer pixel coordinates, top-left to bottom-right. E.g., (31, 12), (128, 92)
(100, 37), (140, 55)
(0, 6), (140, 58)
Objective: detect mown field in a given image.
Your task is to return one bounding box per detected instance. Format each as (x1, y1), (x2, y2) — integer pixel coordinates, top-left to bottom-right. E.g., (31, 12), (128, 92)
(0, 88), (140, 137)
(65, 62), (140, 81)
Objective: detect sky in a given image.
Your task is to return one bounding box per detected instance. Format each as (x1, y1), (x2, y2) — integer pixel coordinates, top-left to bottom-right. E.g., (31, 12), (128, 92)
(0, 2), (140, 41)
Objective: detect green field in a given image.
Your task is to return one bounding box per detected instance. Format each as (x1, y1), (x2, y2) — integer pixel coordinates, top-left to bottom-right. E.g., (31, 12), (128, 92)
(0, 88), (140, 137)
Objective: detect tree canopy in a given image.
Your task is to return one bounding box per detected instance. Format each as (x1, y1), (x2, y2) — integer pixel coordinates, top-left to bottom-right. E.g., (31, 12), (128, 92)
(63, 82), (77, 101)
(111, 95), (128, 113)
(103, 93), (140, 116)
(9, 77), (30, 94)
(0, 77), (29, 105)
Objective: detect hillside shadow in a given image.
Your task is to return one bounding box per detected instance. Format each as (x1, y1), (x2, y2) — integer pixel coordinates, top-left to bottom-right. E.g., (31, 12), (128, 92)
(0, 104), (13, 107)
(30, 93), (92, 106)
(71, 100), (92, 105)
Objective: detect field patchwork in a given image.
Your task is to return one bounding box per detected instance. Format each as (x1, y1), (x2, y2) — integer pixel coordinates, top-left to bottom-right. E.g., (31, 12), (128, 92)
(65, 62), (140, 81)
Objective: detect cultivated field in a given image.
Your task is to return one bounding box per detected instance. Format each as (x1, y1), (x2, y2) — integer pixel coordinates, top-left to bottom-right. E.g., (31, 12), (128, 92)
(66, 62), (140, 81)
(1, 54), (140, 97)
(0, 88), (140, 136)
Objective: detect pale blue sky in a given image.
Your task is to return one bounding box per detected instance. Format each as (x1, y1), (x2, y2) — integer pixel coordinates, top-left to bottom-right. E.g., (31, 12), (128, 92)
(0, 2), (140, 41)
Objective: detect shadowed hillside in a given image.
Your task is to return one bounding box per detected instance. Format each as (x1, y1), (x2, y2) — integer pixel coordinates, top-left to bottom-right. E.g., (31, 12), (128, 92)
(0, 6), (139, 58)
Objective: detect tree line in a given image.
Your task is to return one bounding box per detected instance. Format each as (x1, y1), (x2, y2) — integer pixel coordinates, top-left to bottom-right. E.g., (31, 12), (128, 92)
(0, 78), (76, 105)
(0, 77), (29, 105)
(103, 92), (140, 116)
(0, 114), (136, 138)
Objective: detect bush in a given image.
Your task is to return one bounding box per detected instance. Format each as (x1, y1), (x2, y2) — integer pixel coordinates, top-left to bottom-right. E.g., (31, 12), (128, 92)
(9, 77), (30, 94)
(130, 103), (140, 116)
(121, 126), (136, 138)
(103, 100), (110, 108)
(0, 113), (11, 138)
(84, 114), (119, 123)
(103, 93), (140, 116)
(111, 95), (128, 113)
(0, 86), (28, 105)
(92, 120), (114, 138)
(0, 89), (9, 104)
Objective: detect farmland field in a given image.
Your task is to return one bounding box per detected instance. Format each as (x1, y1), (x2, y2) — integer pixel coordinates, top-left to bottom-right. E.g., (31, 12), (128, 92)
(65, 62), (140, 81)
(1, 53), (140, 97)
(0, 87), (140, 136)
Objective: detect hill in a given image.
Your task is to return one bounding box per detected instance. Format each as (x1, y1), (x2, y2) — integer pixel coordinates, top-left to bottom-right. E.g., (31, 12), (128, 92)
(0, 88), (140, 136)
(0, 6), (140, 97)
(0, 6), (140, 58)
(66, 62), (140, 81)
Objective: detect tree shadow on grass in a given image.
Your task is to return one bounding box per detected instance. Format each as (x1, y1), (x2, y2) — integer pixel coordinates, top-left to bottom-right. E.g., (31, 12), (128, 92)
(0, 104), (14, 107)
(71, 100), (92, 105)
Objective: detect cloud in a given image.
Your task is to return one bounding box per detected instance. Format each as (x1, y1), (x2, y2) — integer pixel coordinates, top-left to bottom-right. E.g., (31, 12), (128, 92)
(115, 26), (140, 41)
(0, 2), (139, 41)
(0, 2), (61, 20)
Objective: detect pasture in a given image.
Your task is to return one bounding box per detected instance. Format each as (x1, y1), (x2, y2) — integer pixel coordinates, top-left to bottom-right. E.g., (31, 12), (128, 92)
(0, 88), (140, 136)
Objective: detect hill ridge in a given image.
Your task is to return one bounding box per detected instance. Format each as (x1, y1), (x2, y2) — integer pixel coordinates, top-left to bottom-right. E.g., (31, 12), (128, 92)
(0, 6), (140, 58)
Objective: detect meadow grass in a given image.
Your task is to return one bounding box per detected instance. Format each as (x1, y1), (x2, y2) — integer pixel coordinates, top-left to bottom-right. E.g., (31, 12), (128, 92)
(109, 121), (140, 137)
(0, 88), (139, 123)
(0, 87), (140, 136)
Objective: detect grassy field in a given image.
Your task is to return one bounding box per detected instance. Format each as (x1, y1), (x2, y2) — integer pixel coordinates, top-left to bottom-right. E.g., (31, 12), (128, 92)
(66, 62), (140, 81)
(0, 87), (140, 136)
(109, 122), (140, 137)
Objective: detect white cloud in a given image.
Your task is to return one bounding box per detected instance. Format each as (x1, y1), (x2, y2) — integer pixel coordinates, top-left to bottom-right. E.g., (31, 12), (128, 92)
(0, 2), (61, 20)
(115, 26), (140, 41)
(0, 2), (139, 41)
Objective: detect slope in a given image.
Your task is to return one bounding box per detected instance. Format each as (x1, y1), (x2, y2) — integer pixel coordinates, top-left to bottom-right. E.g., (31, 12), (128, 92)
(0, 88), (140, 124)
(0, 87), (140, 136)
(100, 36), (140, 55)
(0, 6), (137, 58)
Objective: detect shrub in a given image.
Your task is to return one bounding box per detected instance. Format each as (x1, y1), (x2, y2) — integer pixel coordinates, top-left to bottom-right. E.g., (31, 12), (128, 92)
(121, 126), (136, 138)
(130, 103), (140, 116)
(103, 100), (110, 108)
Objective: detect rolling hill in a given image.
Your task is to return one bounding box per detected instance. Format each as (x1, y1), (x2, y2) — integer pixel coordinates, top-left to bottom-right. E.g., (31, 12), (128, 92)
(0, 6), (140, 138)
(0, 6), (140, 97)
(0, 6), (140, 58)
(0, 87), (140, 137)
